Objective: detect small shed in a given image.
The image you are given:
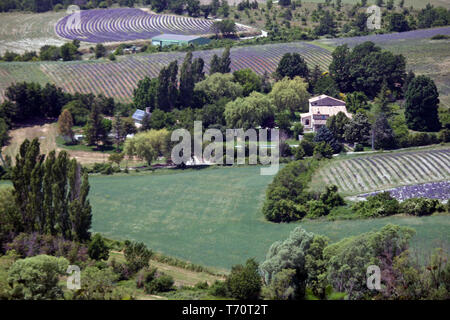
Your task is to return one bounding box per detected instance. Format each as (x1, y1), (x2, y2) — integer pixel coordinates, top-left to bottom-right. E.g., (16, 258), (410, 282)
(151, 34), (211, 47)
(132, 108), (151, 128)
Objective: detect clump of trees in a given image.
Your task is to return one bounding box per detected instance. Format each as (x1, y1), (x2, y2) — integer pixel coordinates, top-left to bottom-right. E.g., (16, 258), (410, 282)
(262, 160), (345, 222)
(0, 139), (92, 247)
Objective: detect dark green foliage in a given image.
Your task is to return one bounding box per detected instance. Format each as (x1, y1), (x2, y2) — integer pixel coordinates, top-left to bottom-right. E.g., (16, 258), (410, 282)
(329, 42), (406, 98)
(179, 52), (195, 108)
(225, 258), (261, 300)
(373, 113), (396, 150)
(405, 75), (441, 132)
(400, 198), (442, 216)
(260, 227), (314, 299)
(136, 267), (157, 289)
(313, 126), (341, 153)
(314, 11), (337, 36)
(133, 77), (158, 112)
(95, 44), (107, 58)
(208, 280), (228, 297)
(262, 160), (314, 222)
(320, 185), (345, 208)
(344, 112), (370, 145)
(276, 52), (309, 80)
(299, 139), (314, 156)
(352, 192), (400, 218)
(209, 54), (221, 75)
(124, 240), (153, 274)
(233, 68), (262, 96)
(313, 74), (339, 98)
(145, 275), (174, 293)
(326, 112), (350, 141)
(324, 224), (415, 299)
(387, 13), (410, 32)
(88, 234), (110, 261)
(345, 92), (369, 113)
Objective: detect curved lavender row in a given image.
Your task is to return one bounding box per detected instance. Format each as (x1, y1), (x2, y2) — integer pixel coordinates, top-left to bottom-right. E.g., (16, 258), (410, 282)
(360, 181), (450, 201)
(40, 42), (331, 102)
(55, 8), (250, 43)
(321, 26), (450, 47)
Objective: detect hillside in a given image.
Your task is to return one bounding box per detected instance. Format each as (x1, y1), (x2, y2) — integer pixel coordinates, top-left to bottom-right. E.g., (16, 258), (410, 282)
(0, 41), (331, 102)
(311, 146), (450, 196)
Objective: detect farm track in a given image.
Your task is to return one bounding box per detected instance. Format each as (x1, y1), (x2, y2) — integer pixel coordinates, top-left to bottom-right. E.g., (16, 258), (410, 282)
(313, 148), (450, 195)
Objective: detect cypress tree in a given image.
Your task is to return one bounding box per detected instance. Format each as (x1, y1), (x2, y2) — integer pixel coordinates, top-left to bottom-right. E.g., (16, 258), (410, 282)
(43, 151), (56, 235)
(157, 66), (170, 111)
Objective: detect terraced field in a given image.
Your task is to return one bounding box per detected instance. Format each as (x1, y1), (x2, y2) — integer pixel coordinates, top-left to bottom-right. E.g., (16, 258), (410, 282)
(311, 147), (450, 196)
(55, 8), (252, 43)
(0, 42), (332, 102)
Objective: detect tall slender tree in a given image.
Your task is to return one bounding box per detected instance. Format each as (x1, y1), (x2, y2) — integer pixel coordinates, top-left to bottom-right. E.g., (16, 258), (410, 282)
(179, 52), (195, 108)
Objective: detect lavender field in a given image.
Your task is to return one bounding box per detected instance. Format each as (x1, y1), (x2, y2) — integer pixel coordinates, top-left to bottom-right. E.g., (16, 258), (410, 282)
(311, 147), (450, 196)
(55, 8), (251, 43)
(0, 41), (331, 102)
(361, 181), (450, 201)
(319, 26), (450, 47)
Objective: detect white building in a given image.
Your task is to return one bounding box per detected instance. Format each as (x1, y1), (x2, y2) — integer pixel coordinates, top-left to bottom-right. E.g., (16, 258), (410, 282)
(300, 95), (352, 132)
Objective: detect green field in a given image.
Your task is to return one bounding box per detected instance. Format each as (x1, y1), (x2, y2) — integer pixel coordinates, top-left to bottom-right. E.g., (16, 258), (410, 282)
(89, 165), (450, 269)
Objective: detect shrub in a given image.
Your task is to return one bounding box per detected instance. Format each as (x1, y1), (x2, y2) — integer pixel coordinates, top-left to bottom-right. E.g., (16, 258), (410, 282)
(400, 198), (441, 216)
(354, 143), (364, 152)
(294, 145), (305, 160)
(306, 200), (328, 218)
(225, 258), (261, 300)
(145, 275), (174, 294)
(438, 128), (450, 142)
(7, 255), (69, 300)
(136, 267), (157, 289)
(313, 142), (333, 159)
(88, 233), (109, 261)
(299, 139), (315, 156)
(352, 192), (400, 218)
(194, 281), (209, 290)
(124, 240), (153, 274)
(209, 280), (227, 297)
(5, 233), (88, 264)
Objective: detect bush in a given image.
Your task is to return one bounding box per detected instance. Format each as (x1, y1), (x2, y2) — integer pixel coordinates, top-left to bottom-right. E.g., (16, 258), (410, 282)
(354, 143), (364, 152)
(136, 267), (157, 289)
(124, 240), (153, 274)
(438, 128), (450, 142)
(88, 233), (109, 261)
(294, 145), (305, 160)
(209, 280), (228, 297)
(313, 142), (333, 159)
(7, 255), (69, 300)
(352, 192), (400, 218)
(225, 258), (261, 300)
(306, 200), (328, 218)
(299, 139), (315, 156)
(145, 275), (174, 294)
(194, 281), (209, 290)
(400, 198), (442, 216)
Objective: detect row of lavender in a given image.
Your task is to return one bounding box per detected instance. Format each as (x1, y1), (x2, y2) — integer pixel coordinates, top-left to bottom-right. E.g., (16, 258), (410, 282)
(320, 26), (450, 47)
(55, 8), (250, 43)
(39, 42), (332, 101)
(360, 181), (450, 201)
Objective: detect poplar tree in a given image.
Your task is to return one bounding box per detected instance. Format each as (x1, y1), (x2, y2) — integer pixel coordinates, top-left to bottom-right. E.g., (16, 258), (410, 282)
(209, 54), (221, 74)
(220, 46), (231, 73)
(179, 52), (194, 108)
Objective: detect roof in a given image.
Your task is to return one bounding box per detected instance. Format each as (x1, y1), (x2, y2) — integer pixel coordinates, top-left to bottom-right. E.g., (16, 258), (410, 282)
(151, 34), (205, 42)
(132, 109), (147, 122)
(309, 94), (345, 106)
(311, 106), (352, 118)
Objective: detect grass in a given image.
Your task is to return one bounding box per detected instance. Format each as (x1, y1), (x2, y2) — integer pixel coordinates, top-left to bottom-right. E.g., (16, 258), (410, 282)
(89, 165), (450, 269)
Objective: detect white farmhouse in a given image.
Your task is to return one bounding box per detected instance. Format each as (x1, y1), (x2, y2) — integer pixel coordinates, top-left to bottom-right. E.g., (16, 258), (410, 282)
(300, 95), (352, 132)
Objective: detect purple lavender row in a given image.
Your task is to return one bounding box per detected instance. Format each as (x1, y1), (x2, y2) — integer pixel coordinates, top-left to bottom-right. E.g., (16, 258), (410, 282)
(55, 8), (249, 43)
(325, 26), (450, 47)
(360, 181), (450, 201)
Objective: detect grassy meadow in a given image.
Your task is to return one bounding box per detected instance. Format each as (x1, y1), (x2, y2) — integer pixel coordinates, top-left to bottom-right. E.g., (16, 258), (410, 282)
(89, 165), (450, 269)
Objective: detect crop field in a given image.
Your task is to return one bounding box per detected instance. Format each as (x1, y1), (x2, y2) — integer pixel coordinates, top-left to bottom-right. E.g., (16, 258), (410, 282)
(311, 147), (450, 196)
(56, 8), (251, 43)
(89, 165), (450, 269)
(0, 11), (67, 54)
(0, 42), (332, 102)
